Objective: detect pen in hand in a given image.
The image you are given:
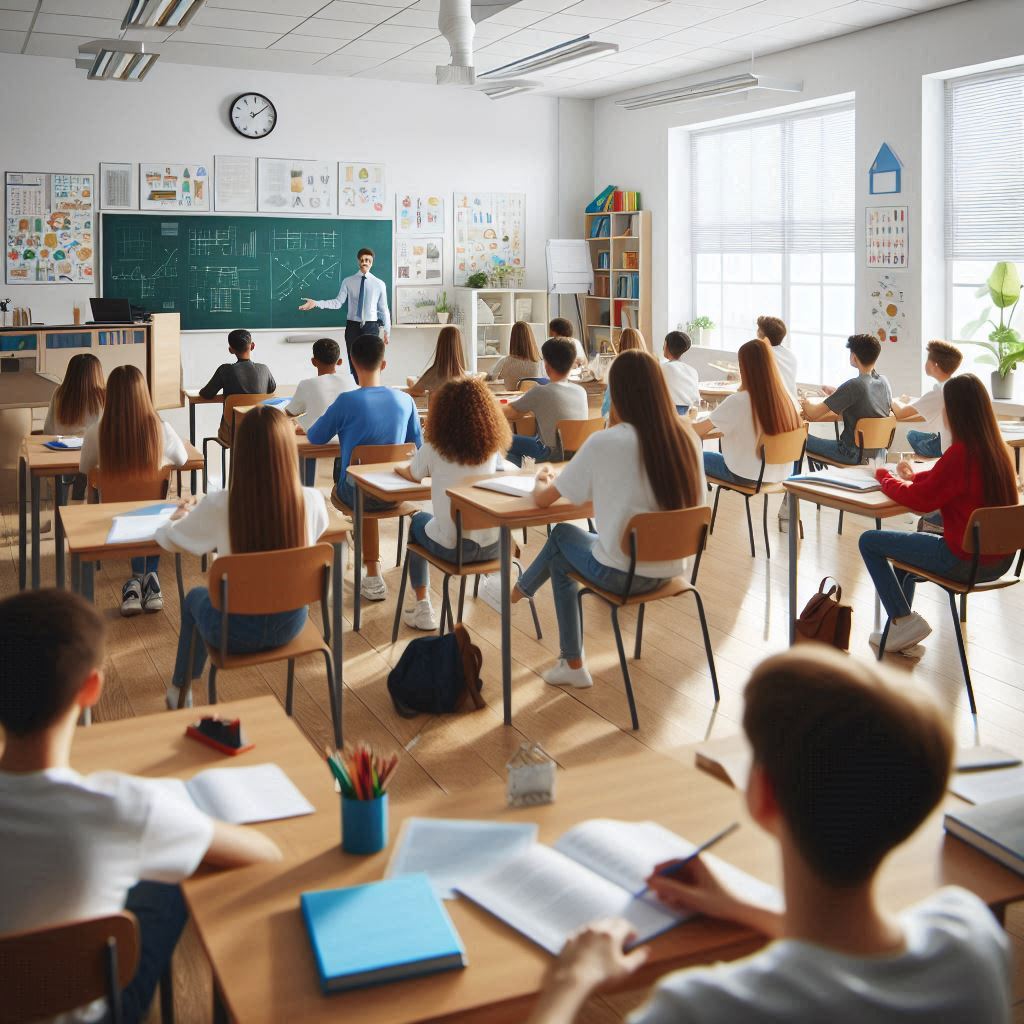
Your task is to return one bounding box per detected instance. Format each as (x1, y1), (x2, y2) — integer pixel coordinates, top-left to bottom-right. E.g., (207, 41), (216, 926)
(632, 821), (741, 898)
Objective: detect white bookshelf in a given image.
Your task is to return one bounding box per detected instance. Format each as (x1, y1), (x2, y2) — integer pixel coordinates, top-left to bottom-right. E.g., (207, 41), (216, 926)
(452, 287), (549, 373)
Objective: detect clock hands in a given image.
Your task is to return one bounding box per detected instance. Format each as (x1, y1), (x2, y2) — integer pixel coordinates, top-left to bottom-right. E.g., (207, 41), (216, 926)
(250, 105), (270, 118)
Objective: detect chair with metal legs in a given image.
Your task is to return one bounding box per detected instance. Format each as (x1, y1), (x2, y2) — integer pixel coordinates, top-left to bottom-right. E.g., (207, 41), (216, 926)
(201, 392), (274, 493)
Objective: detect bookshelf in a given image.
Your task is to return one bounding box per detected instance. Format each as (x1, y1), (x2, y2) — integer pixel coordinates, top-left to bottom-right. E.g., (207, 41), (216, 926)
(451, 287), (549, 373)
(581, 208), (652, 356)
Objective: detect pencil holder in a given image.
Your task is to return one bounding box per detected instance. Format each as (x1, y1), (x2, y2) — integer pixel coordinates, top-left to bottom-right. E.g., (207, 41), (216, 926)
(341, 793), (388, 855)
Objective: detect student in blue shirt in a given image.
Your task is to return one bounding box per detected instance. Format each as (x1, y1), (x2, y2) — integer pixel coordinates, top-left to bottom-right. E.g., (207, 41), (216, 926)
(307, 334), (421, 602)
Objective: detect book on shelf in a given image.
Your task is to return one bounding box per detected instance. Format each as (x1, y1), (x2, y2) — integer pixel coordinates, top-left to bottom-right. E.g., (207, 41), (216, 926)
(588, 216), (611, 239)
(597, 251), (610, 270)
(593, 277), (610, 298)
(622, 251), (639, 270)
(612, 190), (641, 212)
(587, 185), (617, 213)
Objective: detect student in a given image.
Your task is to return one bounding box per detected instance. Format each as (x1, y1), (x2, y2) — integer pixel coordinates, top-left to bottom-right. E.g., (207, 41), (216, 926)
(859, 374), (1018, 653)
(513, 350), (705, 687)
(600, 328), (646, 418)
(407, 324), (467, 397)
(156, 406), (329, 709)
(756, 315), (797, 397)
(395, 377), (511, 630)
(549, 316), (588, 370)
(487, 320), (544, 390)
(307, 334), (422, 602)
(891, 340), (963, 458)
(801, 334), (892, 464)
(80, 365), (187, 617)
(660, 330), (699, 415)
(525, 646), (1011, 1024)
(0, 589), (282, 1024)
(199, 328), (277, 445)
(503, 338), (588, 467)
(43, 351), (105, 501)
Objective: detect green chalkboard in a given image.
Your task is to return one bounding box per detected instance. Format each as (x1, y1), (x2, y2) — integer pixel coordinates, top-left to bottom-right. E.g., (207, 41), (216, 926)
(101, 213), (393, 332)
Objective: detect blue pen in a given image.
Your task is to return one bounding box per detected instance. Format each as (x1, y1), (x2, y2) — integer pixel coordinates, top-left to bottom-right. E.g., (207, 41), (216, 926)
(633, 821), (741, 899)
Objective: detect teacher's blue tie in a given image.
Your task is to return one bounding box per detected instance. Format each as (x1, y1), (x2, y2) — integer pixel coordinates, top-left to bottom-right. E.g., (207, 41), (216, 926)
(356, 275), (366, 324)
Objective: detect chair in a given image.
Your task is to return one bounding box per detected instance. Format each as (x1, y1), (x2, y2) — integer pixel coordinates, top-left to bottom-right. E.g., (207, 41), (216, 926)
(555, 416), (605, 460)
(202, 392), (274, 493)
(89, 467), (171, 503)
(179, 543), (341, 746)
(875, 505), (1024, 715)
(516, 377), (549, 390)
(707, 424), (807, 558)
(570, 506), (719, 730)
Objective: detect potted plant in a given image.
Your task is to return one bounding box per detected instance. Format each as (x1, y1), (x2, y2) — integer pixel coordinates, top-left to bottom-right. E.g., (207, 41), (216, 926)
(686, 315), (716, 347)
(959, 261), (1024, 401)
(466, 271), (489, 289)
(489, 264), (514, 288)
(435, 290), (451, 325)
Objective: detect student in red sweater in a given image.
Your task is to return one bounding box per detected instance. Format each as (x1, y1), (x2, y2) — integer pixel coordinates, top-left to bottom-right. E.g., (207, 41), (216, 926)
(859, 374), (1019, 653)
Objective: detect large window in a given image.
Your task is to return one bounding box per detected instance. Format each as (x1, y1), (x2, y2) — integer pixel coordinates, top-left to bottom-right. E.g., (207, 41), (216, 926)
(691, 102), (855, 384)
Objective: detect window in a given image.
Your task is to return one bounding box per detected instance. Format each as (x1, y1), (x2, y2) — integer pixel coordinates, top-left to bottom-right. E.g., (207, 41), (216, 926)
(691, 102), (855, 383)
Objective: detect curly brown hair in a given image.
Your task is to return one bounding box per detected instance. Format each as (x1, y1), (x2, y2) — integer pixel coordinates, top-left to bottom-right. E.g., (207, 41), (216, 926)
(424, 377), (512, 466)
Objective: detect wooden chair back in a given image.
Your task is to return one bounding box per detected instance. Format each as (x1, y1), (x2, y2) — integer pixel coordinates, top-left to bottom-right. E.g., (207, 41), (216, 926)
(758, 423), (808, 466)
(226, 392), (275, 439)
(621, 506), (711, 563)
(961, 504), (1024, 556)
(349, 443), (416, 466)
(0, 912), (139, 1024)
(208, 543), (333, 616)
(854, 415), (897, 452)
(518, 380), (540, 393)
(557, 416), (605, 457)
(89, 467), (171, 502)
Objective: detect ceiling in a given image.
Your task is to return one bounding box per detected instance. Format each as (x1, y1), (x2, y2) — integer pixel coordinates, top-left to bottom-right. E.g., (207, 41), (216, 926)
(0, 0), (968, 99)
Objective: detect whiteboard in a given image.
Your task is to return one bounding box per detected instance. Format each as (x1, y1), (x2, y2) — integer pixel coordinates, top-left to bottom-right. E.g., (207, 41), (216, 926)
(546, 239), (593, 294)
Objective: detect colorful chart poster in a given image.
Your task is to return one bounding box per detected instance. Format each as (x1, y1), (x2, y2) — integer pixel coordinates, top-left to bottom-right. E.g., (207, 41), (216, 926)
(866, 205), (908, 268)
(396, 236), (443, 283)
(139, 162), (210, 211)
(395, 285), (442, 325)
(339, 162), (385, 217)
(869, 273), (907, 344)
(5, 172), (94, 284)
(453, 192), (525, 285)
(396, 192), (444, 234)
(258, 158), (336, 215)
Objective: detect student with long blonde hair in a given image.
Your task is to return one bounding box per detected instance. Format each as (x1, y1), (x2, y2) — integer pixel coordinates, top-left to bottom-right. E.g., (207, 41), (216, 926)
(515, 350), (705, 688)
(79, 365), (188, 616)
(408, 324), (467, 397)
(44, 351), (106, 501)
(487, 321), (544, 390)
(156, 406), (329, 709)
(601, 328), (646, 418)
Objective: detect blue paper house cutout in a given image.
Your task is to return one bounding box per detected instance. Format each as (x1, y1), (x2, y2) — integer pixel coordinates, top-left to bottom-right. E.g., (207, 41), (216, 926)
(869, 143), (902, 195)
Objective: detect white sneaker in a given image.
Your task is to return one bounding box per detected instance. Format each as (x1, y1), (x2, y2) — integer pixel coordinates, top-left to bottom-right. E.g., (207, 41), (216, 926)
(121, 578), (143, 617)
(142, 571), (163, 612)
(477, 573), (504, 613)
(869, 632), (925, 659)
(875, 613), (932, 653)
(165, 684), (193, 710)
(360, 575), (387, 601)
(403, 599), (438, 631)
(542, 659), (593, 688)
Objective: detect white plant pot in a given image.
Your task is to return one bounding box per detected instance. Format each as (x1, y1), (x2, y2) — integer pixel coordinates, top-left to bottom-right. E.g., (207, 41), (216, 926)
(696, 328), (713, 346)
(436, 312), (451, 325)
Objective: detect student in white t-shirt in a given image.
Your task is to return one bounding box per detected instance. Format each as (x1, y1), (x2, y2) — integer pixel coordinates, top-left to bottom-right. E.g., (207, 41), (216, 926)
(693, 338), (803, 486)
(0, 590), (282, 1024)
(395, 377), (512, 631)
(757, 314), (797, 398)
(526, 647), (1011, 1024)
(892, 340), (963, 458)
(513, 350), (706, 688)
(660, 330), (700, 413)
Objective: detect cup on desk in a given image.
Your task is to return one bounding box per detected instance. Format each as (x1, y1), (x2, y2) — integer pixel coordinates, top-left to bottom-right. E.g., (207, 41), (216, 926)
(341, 793), (389, 855)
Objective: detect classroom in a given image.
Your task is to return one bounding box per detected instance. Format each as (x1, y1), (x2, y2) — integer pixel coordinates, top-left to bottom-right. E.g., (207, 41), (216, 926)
(2, 0), (1024, 1021)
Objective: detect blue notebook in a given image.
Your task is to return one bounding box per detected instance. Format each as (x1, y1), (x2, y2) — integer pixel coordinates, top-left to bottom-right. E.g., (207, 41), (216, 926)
(301, 875), (466, 993)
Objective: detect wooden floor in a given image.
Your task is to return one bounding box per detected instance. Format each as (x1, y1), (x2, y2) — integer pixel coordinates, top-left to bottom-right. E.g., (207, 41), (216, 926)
(6, 480), (1024, 1023)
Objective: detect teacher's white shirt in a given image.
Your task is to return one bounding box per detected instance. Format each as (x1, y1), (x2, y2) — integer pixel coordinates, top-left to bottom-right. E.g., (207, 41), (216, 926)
(313, 271), (391, 332)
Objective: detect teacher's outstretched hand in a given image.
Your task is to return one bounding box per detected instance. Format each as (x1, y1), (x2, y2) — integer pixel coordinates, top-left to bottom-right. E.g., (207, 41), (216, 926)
(298, 298), (316, 311)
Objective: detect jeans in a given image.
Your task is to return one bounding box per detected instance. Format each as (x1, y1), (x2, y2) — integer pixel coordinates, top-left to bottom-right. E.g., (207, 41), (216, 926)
(907, 430), (942, 458)
(508, 434), (552, 467)
(676, 405), (689, 416)
(518, 523), (664, 660)
(302, 458), (317, 487)
(858, 529), (1013, 620)
(703, 449), (756, 487)
(805, 434), (882, 464)
(408, 511), (499, 588)
(171, 585), (308, 687)
(130, 556), (160, 577)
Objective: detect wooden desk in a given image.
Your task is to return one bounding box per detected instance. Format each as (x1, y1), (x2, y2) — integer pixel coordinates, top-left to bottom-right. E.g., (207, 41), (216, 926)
(233, 403), (343, 484)
(1000, 424), (1024, 473)
(447, 473), (593, 725)
(184, 390), (224, 495)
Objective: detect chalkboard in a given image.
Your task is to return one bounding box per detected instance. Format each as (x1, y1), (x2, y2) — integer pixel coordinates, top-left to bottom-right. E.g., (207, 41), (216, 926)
(101, 213), (393, 332)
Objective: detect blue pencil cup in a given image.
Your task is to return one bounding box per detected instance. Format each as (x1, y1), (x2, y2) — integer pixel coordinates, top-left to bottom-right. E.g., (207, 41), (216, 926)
(341, 793), (388, 855)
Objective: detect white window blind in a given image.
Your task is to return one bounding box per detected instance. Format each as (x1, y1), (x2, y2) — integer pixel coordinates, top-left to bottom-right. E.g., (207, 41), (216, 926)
(945, 68), (1024, 261)
(690, 103), (855, 256)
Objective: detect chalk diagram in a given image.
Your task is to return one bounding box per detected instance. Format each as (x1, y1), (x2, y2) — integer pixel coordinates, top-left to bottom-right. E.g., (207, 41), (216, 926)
(108, 226), (179, 301)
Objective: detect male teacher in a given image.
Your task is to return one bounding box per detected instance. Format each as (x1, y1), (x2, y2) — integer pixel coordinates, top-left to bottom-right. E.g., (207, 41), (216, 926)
(299, 247), (390, 384)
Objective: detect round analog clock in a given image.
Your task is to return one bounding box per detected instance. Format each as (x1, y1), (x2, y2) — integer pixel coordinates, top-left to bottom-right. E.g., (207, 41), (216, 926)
(229, 92), (277, 139)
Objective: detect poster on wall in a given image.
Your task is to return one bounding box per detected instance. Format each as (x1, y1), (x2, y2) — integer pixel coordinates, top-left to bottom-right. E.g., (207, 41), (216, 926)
(396, 192), (444, 234)
(258, 158), (336, 215)
(5, 172), (94, 284)
(396, 236), (443, 283)
(868, 273), (907, 345)
(395, 285), (443, 325)
(139, 162), (210, 211)
(866, 205), (908, 268)
(214, 154), (257, 212)
(100, 163), (133, 210)
(339, 162), (386, 217)
(453, 192), (525, 285)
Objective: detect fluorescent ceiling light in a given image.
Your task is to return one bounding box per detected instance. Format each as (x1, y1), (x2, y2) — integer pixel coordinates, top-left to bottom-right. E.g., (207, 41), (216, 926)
(77, 39), (159, 81)
(617, 73), (802, 110)
(479, 79), (538, 100)
(478, 34), (617, 80)
(122, 0), (205, 30)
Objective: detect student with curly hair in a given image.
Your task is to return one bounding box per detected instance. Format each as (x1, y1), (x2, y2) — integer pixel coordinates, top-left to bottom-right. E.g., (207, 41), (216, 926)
(396, 377), (513, 630)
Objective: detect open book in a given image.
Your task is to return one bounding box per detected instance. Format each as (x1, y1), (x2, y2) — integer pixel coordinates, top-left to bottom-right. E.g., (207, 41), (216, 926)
(473, 474), (536, 498)
(456, 819), (780, 955)
(788, 466), (881, 492)
(106, 503), (177, 544)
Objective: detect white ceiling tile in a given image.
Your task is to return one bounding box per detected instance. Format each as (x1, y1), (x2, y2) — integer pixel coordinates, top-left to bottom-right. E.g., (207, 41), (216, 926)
(40, 0), (125, 15)
(173, 25), (282, 48)
(745, 0), (852, 13)
(602, 18), (685, 39)
(699, 10), (795, 30)
(563, 0), (667, 16)
(680, 44), (749, 64)
(193, 7), (305, 34)
(499, 26), (579, 47)
(512, 0), (578, 11)
(634, 5), (722, 27)
(207, 0), (324, 13)
(532, 12), (618, 33)
(299, 18), (365, 41)
(0, 10), (32, 31)
(336, 37), (413, 58)
(33, 13), (123, 36)
(0, 0), (38, 10)
(664, 25), (750, 46)
(318, 1), (396, 25)
(476, 38), (545, 59)
(24, 32), (93, 58)
(357, 66), (435, 82)
(755, 16), (841, 39)
(359, 23), (438, 44)
(486, 6), (549, 26)
(600, 48), (664, 65)
(815, 0), (914, 25)
(403, 37), (456, 57)
(0, 28), (25, 51)
(627, 37), (700, 58)
(472, 19), (516, 40)
(270, 34), (343, 53)
(388, 9), (439, 29)
(313, 51), (380, 71)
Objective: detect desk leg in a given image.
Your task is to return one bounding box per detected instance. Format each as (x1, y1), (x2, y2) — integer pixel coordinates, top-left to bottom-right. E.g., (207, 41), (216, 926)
(71, 554), (81, 595)
(54, 477), (67, 590)
(31, 476), (40, 590)
(500, 525), (512, 726)
(874, 593), (881, 631)
(333, 540), (345, 740)
(18, 455), (27, 590)
(788, 492), (798, 646)
(353, 486), (364, 632)
(81, 558), (95, 603)
(189, 401), (197, 497)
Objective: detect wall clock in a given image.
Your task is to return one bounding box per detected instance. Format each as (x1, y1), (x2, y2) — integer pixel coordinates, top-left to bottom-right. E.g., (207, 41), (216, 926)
(230, 93), (277, 139)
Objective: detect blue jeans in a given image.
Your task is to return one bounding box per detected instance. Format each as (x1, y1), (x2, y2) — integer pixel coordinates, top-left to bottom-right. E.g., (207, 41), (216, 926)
(171, 586), (308, 688)
(302, 458), (317, 487)
(676, 405), (689, 416)
(518, 523), (664, 660)
(408, 511), (498, 588)
(703, 449), (756, 487)
(508, 434), (552, 467)
(130, 556), (160, 577)
(858, 529), (1013, 620)
(805, 434), (881, 464)
(907, 430), (942, 458)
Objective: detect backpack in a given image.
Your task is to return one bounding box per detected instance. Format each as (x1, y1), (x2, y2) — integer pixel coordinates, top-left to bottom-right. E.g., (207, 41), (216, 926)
(387, 624), (484, 718)
(794, 576), (852, 651)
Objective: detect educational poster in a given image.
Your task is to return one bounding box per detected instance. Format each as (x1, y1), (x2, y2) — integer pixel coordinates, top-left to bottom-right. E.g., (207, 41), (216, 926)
(214, 154), (257, 212)
(5, 172), (94, 284)
(139, 162), (210, 211)
(395, 236), (443, 283)
(258, 158), (336, 215)
(100, 163), (133, 210)
(396, 192), (444, 234)
(868, 273), (907, 345)
(339, 162), (386, 217)
(395, 285), (442, 325)
(866, 205), (908, 268)
(453, 191), (525, 285)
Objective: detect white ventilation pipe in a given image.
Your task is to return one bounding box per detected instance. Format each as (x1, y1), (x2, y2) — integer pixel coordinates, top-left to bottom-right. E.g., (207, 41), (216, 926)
(436, 0), (475, 85)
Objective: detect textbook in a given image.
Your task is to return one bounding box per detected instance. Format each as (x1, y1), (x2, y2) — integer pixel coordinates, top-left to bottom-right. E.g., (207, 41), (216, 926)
(106, 503), (177, 544)
(456, 819), (780, 955)
(944, 795), (1024, 876)
(473, 474), (536, 498)
(301, 875), (466, 993)
(788, 466), (881, 492)
(949, 764), (1024, 805)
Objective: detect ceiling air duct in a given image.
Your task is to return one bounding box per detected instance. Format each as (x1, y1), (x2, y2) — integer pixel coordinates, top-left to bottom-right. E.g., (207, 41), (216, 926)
(436, 0), (476, 86)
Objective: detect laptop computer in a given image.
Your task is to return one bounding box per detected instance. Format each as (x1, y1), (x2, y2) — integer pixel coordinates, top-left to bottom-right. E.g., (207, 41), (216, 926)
(89, 297), (134, 324)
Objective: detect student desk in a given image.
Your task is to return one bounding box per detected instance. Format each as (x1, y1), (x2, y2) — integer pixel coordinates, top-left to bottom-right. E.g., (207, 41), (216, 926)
(447, 473), (593, 726)
(18, 435), (203, 591)
(232, 404), (343, 485)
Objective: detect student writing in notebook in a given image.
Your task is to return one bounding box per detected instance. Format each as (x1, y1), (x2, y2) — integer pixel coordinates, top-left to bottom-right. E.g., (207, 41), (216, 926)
(660, 330), (699, 415)
(43, 351), (105, 501)
(756, 315), (797, 398)
(407, 324), (468, 397)
(0, 590), (281, 1024)
(600, 328), (645, 419)
(79, 365), (188, 617)
(199, 329), (277, 445)
(487, 320), (544, 390)
(890, 339), (962, 458)
(526, 647), (1011, 1024)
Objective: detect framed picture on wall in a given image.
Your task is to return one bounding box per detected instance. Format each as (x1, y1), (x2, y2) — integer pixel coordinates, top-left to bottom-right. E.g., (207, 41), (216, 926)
(395, 285), (443, 325)
(100, 163), (133, 210)
(257, 158), (336, 215)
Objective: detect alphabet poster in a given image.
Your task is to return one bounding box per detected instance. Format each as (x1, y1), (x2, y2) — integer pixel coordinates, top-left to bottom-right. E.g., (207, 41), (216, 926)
(396, 192), (444, 234)
(396, 236), (443, 283)
(257, 158), (336, 215)
(139, 162), (209, 211)
(453, 192), (525, 285)
(866, 205), (908, 268)
(339, 162), (385, 217)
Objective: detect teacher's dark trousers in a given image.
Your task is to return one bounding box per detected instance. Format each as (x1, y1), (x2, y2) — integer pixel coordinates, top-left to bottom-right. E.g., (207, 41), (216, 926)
(344, 319), (381, 385)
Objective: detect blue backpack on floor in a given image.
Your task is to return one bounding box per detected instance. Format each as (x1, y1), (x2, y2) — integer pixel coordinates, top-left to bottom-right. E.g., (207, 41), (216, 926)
(387, 624), (484, 717)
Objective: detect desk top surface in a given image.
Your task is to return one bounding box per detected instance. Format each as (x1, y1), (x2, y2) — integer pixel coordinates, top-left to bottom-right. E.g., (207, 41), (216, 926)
(447, 469), (592, 528)
(23, 435), (203, 475)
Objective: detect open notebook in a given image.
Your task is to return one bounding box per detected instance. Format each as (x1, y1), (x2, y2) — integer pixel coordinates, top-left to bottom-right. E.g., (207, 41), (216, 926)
(473, 474), (536, 498)
(106, 503), (177, 544)
(788, 466), (881, 492)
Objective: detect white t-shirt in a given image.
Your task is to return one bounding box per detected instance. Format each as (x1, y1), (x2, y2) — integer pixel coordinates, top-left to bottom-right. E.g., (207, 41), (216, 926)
(43, 394), (102, 436)
(286, 372), (356, 430)
(661, 358), (700, 409)
(156, 486), (329, 557)
(710, 391), (796, 484)
(912, 382), (947, 452)
(773, 345), (798, 398)
(628, 887), (1010, 1024)
(79, 420), (188, 476)
(409, 442), (500, 549)
(555, 422), (707, 578)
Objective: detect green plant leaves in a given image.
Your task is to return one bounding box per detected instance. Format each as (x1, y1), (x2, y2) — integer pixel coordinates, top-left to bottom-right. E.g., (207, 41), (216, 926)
(988, 262), (1022, 309)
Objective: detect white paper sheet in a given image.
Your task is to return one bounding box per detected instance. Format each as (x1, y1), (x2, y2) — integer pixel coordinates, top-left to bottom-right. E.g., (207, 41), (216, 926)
(105, 505), (176, 544)
(356, 470), (426, 492)
(473, 475), (536, 497)
(185, 763), (315, 824)
(950, 765), (1024, 805)
(789, 466), (881, 492)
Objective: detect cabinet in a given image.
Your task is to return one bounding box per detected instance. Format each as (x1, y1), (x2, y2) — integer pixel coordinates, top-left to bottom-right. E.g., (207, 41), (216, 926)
(452, 288), (549, 373)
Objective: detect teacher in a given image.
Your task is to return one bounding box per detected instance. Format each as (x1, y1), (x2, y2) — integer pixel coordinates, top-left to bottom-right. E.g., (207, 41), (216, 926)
(299, 247), (390, 384)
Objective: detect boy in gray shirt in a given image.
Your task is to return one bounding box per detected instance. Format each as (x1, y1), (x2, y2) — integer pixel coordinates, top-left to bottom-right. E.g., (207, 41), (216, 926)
(200, 329), (277, 444)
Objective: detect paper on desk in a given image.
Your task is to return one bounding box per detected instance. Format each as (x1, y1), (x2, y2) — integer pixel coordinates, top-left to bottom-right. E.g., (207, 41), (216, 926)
(43, 436), (83, 450)
(262, 397), (291, 408)
(474, 475), (536, 497)
(950, 764), (1024, 805)
(356, 470), (426, 492)
(788, 466), (881, 492)
(105, 504), (176, 544)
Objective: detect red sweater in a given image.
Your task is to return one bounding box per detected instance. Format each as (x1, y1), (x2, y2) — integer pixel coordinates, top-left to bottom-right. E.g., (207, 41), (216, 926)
(876, 443), (1010, 562)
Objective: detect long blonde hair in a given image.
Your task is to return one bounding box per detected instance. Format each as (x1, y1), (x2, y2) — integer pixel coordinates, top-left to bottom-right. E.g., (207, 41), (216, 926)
(509, 321), (541, 362)
(426, 325), (467, 381)
(98, 365), (162, 476)
(54, 353), (105, 429)
(738, 339), (801, 437)
(228, 406), (305, 554)
(616, 328), (646, 354)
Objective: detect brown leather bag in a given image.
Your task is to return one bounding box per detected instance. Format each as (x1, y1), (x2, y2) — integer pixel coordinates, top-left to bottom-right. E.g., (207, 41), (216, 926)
(795, 577), (852, 651)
